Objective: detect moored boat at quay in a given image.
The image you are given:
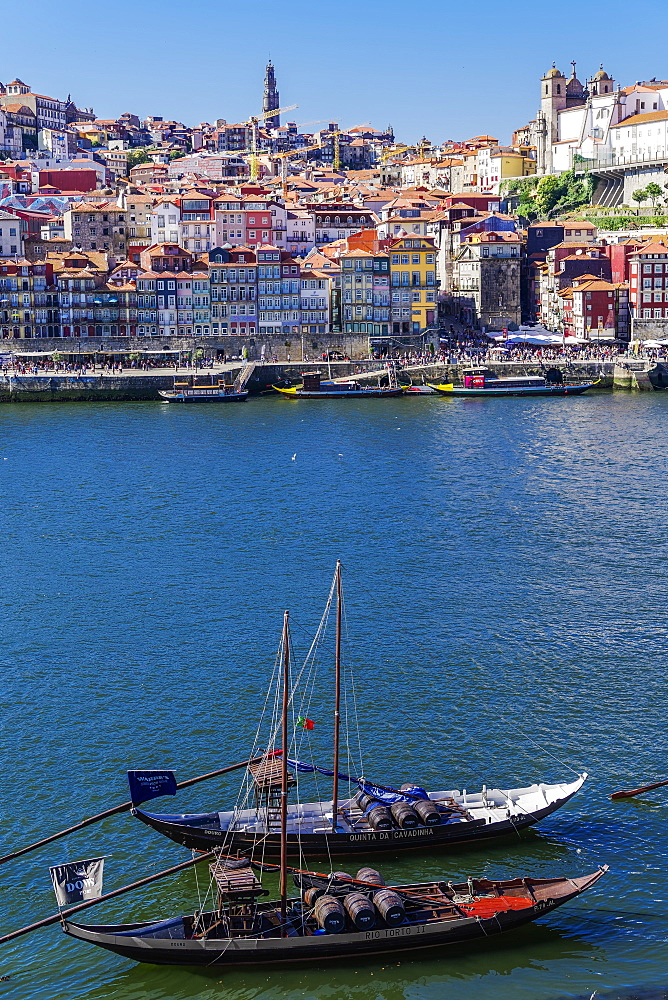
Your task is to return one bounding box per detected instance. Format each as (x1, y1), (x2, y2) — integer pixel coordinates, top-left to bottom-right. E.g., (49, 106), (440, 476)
(274, 371), (404, 398)
(430, 367), (599, 397)
(159, 376), (248, 402)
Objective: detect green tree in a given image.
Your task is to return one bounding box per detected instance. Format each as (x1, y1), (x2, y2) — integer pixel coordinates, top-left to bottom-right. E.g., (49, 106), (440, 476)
(632, 188), (647, 214)
(535, 175), (561, 216)
(645, 182), (662, 208)
(168, 149), (185, 161)
(515, 198), (537, 220)
(126, 148), (151, 169)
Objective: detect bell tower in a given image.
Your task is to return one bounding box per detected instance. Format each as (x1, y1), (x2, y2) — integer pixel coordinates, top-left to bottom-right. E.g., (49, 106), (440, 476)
(539, 63), (567, 173)
(263, 60), (280, 128)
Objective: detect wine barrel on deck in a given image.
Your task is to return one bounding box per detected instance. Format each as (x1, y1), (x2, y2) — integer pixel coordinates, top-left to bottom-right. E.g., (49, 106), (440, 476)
(390, 800), (419, 829)
(303, 886), (325, 907)
(313, 895), (346, 933)
(331, 870), (354, 883)
(373, 889), (406, 926)
(343, 891), (376, 930)
(365, 804), (393, 831)
(400, 783), (430, 800)
(413, 798), (442, 826)
(356, 867), (385, 886)
(355, 791), (375, 811)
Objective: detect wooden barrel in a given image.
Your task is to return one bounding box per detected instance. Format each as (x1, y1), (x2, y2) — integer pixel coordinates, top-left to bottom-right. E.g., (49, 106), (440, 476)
(356, 867), (385, 886)
(390, 800), (420, 829)
(400, 783), (429, 799)
(413, 798), (442, 827)
(313, 894), (346, 934)
(331, 870), (354, 883)
(343, 891), (376, 930)
(302, 886), (325, 907)
(355, 791), (377, 812)
(366, 804), (393, 831)
(373, 888), (405, 926)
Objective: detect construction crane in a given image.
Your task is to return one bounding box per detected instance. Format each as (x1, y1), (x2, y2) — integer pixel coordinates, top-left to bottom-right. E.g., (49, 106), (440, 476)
(271, 141), (327, 198)
(244, 103), (298, 180)
(380, 145), (414, 162)
(293, 119), (327, 130)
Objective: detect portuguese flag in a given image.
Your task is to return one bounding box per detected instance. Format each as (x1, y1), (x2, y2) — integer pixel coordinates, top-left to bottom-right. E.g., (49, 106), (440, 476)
(297, 716), (315, 730)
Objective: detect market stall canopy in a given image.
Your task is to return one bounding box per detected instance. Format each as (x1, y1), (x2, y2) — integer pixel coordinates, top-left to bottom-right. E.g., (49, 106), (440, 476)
(490, 333), (564, 345)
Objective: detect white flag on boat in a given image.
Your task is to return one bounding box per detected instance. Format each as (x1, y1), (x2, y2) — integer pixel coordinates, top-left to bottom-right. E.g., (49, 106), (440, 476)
(49, 857), (105, 907)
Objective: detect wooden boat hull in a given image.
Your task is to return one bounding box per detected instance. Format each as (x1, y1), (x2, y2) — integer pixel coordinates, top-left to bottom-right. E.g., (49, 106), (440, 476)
(133, 774), (586, 858)
(158, 390), (248, 402)
(274, 385), (404, 399)
(63, 870), (606, 967)
(429, 381), (599, 397)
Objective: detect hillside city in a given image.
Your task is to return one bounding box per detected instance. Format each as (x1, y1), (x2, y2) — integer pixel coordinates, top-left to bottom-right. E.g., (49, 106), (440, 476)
(2, 61), (668, 354)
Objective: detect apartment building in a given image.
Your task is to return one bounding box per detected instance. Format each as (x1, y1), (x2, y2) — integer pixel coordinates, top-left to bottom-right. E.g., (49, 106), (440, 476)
(0, 258), (55, 339)
(340, 249), (390, 335)
(64, 201), (127, 260)
(0, 210), (24, 257)
(300, 268), (331, 334)
(452, 231), (521, 330)
(388, 234), (437, 333)
(256, 245), (300, 335)
(209, 246), (258, 336)
(136, 243), (196, 336)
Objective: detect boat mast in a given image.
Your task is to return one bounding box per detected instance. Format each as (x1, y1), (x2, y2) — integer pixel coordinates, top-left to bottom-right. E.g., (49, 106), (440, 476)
(332, 560), (342, 832)
(279, 609), (290, 933)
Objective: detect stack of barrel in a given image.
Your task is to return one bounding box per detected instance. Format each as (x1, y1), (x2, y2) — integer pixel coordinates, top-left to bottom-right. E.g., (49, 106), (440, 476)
(303, 868), (406, 934)
(355, 785), (442, 831)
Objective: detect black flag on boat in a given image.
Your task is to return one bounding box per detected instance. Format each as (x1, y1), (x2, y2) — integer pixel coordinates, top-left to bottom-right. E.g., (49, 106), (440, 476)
(127, 769), (177, 804)
(49, 857), (105, 907)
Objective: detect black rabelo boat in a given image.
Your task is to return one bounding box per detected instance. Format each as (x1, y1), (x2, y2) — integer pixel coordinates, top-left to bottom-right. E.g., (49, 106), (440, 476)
(64, 609), (606, 967)
(133, 563), (587, 859)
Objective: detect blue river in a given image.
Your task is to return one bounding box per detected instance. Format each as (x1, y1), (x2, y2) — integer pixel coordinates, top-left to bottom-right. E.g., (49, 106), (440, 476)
(0, 391), (667, 1000)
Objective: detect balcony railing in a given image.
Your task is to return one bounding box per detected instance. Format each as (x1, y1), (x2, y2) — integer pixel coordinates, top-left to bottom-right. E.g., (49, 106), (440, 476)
(572, 148), (668, 171)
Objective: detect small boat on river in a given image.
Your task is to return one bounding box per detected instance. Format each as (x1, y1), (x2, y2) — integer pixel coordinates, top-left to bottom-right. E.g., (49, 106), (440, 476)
(133, 562), (587, 858)
(60, 583), (601, 970)
(430, 368), (599, 397)
(159, 376), (248, 403)
(62, 863), (606, 967)
(274, 371), (404, 399)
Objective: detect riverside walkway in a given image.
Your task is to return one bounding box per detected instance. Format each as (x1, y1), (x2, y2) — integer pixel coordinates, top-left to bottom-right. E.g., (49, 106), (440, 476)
(0, 356), (654, 401)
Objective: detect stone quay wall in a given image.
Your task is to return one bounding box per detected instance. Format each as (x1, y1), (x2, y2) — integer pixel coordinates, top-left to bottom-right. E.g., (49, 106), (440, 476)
(3, 332), (380, 362)
(1, 359), (659, 402)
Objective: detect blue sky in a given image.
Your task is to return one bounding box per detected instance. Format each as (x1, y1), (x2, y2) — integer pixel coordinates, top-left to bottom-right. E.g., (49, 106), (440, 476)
(5, 0), (668, 143)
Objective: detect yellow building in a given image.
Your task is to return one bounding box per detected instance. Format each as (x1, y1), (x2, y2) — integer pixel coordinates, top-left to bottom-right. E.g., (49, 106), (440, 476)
(388, 234), (437, 334)
(477, 146), (536, 194)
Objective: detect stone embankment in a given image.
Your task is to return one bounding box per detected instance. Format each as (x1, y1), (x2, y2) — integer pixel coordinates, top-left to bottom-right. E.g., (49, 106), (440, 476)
(0, 358), (661, 402)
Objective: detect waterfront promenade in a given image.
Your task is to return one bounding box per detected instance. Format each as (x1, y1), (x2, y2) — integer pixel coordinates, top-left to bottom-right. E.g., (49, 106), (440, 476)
(0, 354), (655, 400)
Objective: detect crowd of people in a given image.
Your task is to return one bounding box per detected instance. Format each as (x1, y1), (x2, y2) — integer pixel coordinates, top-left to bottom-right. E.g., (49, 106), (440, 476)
(1, 328), (667, 379)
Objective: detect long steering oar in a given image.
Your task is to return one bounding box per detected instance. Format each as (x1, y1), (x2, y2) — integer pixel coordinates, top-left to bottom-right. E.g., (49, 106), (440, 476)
(611, 778), (668, 801)
(0, 756), (263, 867)
(0, 850), (216, 945)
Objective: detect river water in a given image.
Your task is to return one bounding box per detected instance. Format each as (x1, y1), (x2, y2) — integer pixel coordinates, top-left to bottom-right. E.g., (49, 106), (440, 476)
(1, 392), (667, 1000)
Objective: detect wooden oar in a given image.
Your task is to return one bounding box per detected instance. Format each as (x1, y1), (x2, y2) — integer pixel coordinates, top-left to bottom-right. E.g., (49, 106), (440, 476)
(0, 850), (216, 945)
(0, 756), (263, 867)
(611, 778), (668, 800)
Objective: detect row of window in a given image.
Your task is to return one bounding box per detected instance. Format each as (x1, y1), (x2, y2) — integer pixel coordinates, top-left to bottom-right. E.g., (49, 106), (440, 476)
(391, 254), (435, 265)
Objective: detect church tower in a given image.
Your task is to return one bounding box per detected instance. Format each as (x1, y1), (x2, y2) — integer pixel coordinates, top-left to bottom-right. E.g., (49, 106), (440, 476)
(538, 63), (567, 174)
(587, 64), (614, 97)
(263, 60), (280, 127)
